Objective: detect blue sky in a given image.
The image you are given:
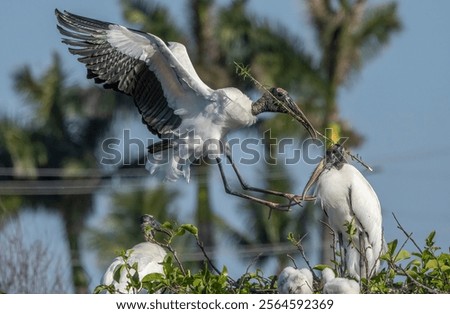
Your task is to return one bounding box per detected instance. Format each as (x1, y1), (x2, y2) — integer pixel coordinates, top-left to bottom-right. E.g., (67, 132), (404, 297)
(1, 0), (450, 290)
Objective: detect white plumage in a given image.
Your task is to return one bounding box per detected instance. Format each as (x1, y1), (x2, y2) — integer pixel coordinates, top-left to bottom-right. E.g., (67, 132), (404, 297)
(322, 268), (360, 294)
(101, 242), (166, 294)
(277, 267), (314, 294)
(55, 10), (316, 181)
(303, 144), (384, 279)
(56, 9), (317, 209)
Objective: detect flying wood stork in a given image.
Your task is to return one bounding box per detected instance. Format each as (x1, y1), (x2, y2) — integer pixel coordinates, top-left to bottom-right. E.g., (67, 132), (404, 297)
(302, 144), (384, 280)
(277, 267), (314, 294)
(55, 9), (317, 210)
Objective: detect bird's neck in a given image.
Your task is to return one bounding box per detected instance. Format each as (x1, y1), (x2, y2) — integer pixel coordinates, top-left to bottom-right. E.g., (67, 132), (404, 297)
(251, 94), (279, 116)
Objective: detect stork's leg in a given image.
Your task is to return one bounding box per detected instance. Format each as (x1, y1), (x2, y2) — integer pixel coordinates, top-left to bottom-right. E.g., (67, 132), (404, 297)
(216, 157), (291, 211)
(359, 232), (370, 279)
(338, 232), (346, 277)
(224, 152), (315, 205)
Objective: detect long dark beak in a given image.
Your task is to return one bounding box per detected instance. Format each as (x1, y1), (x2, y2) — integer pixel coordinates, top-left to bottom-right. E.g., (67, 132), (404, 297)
(283, 94), (318, 139)
(302, 158), (325, 199)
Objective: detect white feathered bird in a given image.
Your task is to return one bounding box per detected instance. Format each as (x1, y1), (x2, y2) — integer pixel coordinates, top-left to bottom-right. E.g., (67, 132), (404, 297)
(322, 268), (360, 294)
(55, 9), (317, 209)
(101, 242), (166, 294)
(277, 267), (314, 294)
(303, 144), (384, 279)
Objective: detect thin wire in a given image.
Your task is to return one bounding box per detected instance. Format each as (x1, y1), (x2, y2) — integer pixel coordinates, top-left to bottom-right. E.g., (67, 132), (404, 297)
(177, 241), (302, 262)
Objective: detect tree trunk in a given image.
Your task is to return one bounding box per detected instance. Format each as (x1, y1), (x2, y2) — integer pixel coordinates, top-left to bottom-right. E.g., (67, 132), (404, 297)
(194, 161), (215, 257)
(61, 196), (90, 293)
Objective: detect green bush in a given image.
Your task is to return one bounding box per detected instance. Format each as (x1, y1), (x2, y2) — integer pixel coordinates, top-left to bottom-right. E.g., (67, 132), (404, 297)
(94, 220), (449, 294)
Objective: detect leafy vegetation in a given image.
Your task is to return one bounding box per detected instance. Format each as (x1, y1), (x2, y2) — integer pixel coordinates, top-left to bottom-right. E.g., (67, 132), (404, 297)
(95, 217), (450, 294)
(0, 0), (424, 294)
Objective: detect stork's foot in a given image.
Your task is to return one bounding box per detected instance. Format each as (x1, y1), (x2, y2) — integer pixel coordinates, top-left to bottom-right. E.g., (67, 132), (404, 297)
(264, 201), (295, 212)
(275, 194), (317, 210)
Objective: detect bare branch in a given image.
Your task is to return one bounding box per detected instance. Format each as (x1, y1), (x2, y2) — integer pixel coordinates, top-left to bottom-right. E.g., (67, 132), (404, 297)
(392, 213), (423, 254)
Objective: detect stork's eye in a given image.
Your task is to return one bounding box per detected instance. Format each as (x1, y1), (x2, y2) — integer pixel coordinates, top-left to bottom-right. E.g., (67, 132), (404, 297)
(271, 87), (286, 98)
(276, 88), (286, 97)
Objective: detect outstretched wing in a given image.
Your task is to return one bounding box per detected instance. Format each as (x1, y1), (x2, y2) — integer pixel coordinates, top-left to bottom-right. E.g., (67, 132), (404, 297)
(55, 9), (213, 136)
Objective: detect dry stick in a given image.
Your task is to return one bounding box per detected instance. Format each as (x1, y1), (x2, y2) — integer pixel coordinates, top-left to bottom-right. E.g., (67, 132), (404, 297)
(195, 237), (236, 285)
(195, 238), (220, 274)
(291, 233), (320, 282)
(390, 262), (439, 294)
(245, 253), (263, 275)
(235, 253), (265, 293)
(319, 219), (340, 272)
(235, 62), (321, 137)
(392, 213), (423, 254)
(235, 62), (374, 174)
(390, 213), (442, 293)
(144, 226), (187, 276)
(286, 254), (299, 269)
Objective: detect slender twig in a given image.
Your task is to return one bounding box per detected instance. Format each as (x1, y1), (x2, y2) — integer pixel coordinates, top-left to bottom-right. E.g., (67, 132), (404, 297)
(392, 213), (423, 254)
(320, 219), (338, 269)
(235, 62), (323, 137)
(194, 236), (236, 285)
(291, 233), (320, 282)
(234, 253), (263, 293)
(235, 62), (374, 173)
(245, 253), (263, 275)
(348, 152), (374, 172)
(143, 227), (186, 276)
(390, 262), (440, 294)
(286, 254), (298, 269)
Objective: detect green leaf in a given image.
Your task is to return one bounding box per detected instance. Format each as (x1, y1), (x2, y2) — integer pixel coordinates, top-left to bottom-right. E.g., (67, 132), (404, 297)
(425, 259), (438, 269)
(113, 264), (125, 283)
(344, 219), (357, 237)
(130, 270), (140, 285)
(387, 239), (398, 256)
(408, 259), (421, 267)
(394, 249), (411, 263)
(426, 231), (436, 247)
(174, 228), (186, 237)
(313, 264), (331, 271)
(93, 285), (111, 294)
(162, 221), (173, 230)
(180, 224), (199, 236)
(287, 232), (295, 242)
(142, 273), (165, 283)
(221, 265), (228, 277)
(440, 265), (450, 273)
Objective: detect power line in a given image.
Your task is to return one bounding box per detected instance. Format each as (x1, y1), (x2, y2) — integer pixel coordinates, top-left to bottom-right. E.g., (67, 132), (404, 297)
(2, 144), (449, 195)
(177, 242), (302, 262)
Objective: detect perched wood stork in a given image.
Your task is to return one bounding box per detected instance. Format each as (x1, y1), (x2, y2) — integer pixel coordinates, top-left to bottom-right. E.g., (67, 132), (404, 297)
(55, 10), (317, 210)
(101, 215), (167, 293)
(322, 268), (360, 294)
(277, 266), (314, 294)
(302, 144), (384, 279)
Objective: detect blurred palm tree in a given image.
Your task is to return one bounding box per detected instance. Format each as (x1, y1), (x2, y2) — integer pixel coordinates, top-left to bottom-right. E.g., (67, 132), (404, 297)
(0, 53), (121, 293)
